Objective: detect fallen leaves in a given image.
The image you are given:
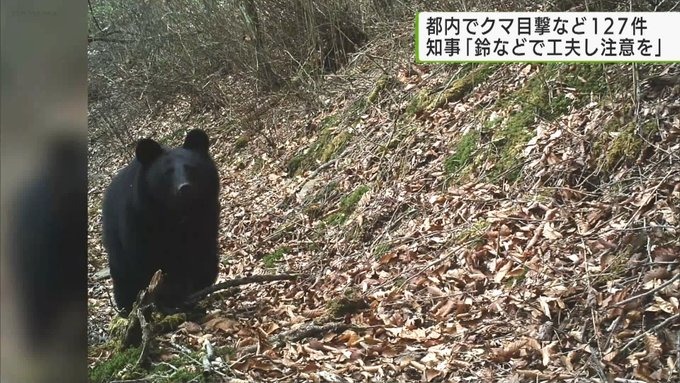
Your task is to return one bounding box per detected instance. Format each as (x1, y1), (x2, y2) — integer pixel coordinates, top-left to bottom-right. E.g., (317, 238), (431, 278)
(87, 58), (680, 382)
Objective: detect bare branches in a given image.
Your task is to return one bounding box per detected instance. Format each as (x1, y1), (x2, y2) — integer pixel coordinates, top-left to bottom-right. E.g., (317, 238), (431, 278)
(185, 273), (298, 305)
(621, 313), (680, 352)
(118, 271), (298, 353)
(239, 322), (355, 355)
(614, 273), (680, 307)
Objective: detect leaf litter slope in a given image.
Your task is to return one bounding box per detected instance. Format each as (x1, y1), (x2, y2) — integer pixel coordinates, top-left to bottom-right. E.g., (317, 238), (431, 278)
(88, 61), (680, 381)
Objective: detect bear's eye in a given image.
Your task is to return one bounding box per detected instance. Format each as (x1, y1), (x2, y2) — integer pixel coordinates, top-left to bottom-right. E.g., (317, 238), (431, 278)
(164, 168), (173, 177)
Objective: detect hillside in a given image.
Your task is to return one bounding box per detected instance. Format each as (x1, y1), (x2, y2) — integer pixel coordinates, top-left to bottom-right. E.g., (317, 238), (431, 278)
(87, 25), (680, 382)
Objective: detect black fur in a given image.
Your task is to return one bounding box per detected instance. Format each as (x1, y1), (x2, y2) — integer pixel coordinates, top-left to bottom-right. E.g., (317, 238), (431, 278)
(102, 129), (220, 314)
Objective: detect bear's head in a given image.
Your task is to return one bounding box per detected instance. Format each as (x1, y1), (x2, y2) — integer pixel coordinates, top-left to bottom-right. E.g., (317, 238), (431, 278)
(135, 129), (218, 216)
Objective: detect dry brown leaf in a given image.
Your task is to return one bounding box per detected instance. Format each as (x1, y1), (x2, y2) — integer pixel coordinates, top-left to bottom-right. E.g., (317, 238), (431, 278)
(425, 368), (444, 382)
(643, 334), (663, 362)
(493, 260), (513, 283)
(643, 267), (671, 283)
(434, 299), (457, 319)
(541, 222), (563, 240)
(541, 341), (557, 366)
(646, 296), (678, 314)
(203, 317), (239, 333)
(537, 296), (554, 319)
(490, 339), (527, 362)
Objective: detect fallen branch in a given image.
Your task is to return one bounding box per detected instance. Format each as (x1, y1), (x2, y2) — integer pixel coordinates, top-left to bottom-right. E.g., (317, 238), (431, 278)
(135, 303), (153, 368)
(239, 322), (355, 354)
(168, 339), (227, 379)
(621, 313), (679, 352)
(185, 273), (298, 304)
(614, 272), (680, 307)
(202, 339), (215, 373)
(118, 271), (298, 360)
(122, 270), (163, 354)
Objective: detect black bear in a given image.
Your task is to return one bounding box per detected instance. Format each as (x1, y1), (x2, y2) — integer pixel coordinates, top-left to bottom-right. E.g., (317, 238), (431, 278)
(102, 129), (220, 315)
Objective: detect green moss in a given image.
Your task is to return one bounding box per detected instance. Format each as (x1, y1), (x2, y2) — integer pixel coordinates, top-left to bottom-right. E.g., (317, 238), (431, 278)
(320, 130), (351, 162)
(523, 64), (617, 117)
(287, 154), (305, 176)
(286, 114), (352, 176)
(325, 185), (370, 225)
(489, 108), (534, 182)
(561, 63), (609, 98)
(320, 114), (340, 130)
(494, 64), (609, 127)
(444, 130), (480, 175)
(593, 116), (657, 172)
(604, 125), (640, 170)
(405, 88), (430, 116)
(234, 134), (249, 150)
(427, 65), (497, 113)
(326, 288), (369, 317)
(640, 120), (659, 136)
(454, 220), (490, 246)
(89, 347), (143, 383)
(310, 221), (329, 243)
(146, 352), (208, 383)
(367, 75), (398, 104)
(341, 185), (369, 210)
(91, 320), (213, 383)
(152, 313), (188, 333)
(109, 316), (129, 341)
(373, 243), (391, 258)
(216, 346), (237, 360)
(438, 64), (621, 185)
(405, 65), (497, 117)
(325, 212), (347, 225)
(482, 65), (584, 182)
(263, 247), (289, 268)
(518, 66), (571, 120)
(439, 70), (548, 183)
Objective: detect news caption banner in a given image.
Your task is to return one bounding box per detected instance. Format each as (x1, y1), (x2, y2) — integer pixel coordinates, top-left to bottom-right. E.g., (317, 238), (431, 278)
(416, 12), (680, 63)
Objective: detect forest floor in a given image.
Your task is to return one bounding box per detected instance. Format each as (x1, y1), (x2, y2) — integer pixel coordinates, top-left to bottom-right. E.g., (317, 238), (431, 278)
(87, 22), (680, 383)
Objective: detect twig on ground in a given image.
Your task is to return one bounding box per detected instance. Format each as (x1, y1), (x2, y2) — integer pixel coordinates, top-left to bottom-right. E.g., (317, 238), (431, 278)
(614, 273), (680, 307)
(185, 273), (298, 304)
(239, 322), (355, 354)
(135, 305), (153, 368)
(621, 313), (679, 352)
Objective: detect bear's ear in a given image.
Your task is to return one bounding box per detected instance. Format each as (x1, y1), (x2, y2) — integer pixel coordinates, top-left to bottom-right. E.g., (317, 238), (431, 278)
(183, 129), (209, 153)
(135, 138), (163, 166)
